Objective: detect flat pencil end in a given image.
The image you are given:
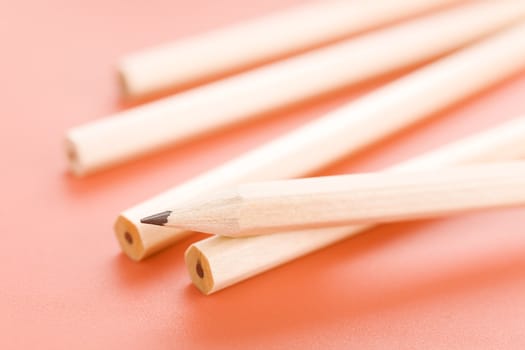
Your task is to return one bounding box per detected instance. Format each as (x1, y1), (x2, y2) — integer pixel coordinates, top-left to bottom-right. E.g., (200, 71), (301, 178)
(140, 210), (172, 226)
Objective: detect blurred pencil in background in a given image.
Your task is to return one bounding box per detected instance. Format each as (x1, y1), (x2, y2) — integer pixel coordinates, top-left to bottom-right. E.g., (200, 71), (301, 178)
(65, 1), (525, 176)
(118, 0), (462, 98)
(114, 21), (525, 261)
(185, 116), (525, 295)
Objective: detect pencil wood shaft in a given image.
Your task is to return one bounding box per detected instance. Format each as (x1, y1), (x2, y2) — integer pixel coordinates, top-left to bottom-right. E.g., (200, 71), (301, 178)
(157, 162), (525, 237)
(66, 2), (525, 176)
(186, 116), (525, 294)
(115, 22), (525, 262)
(118, 0), (461, 98)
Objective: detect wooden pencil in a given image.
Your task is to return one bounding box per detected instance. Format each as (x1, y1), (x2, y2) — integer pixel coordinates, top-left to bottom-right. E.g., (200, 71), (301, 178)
(66, 1), (525, 176)
(117, 0), (462, 98)
(143, 162), (525, 237)
(114, 21), (525, 262)
(186, 116), (525, 294)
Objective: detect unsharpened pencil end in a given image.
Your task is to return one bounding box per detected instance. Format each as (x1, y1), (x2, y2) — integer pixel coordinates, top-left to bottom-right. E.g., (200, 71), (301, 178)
(140, 210), (172, 226)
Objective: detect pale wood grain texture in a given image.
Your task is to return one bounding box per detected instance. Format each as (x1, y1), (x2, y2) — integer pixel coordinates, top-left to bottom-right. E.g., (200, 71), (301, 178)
(66, 1), (525, 176)
(114, 22), (525, 262)
(186, 116), (525, 294)
(157, 162), (525, 236)
(117, 0), (462, 98)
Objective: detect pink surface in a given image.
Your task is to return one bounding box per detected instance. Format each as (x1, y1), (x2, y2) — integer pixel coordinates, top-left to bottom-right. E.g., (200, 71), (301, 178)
(2, 0), (525, 348)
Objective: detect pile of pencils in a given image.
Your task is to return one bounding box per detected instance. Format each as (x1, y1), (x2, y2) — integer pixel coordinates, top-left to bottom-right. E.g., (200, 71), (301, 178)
(65, 0), (525, 295)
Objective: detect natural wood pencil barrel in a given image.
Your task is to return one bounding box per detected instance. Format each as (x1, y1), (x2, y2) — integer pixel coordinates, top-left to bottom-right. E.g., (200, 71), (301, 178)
(149, 162), (525, 237)
(115, 21), (525, 262)
(186, 116), (525, 294)
(66, 1), (525, 176)
(117, 0), (461, 98)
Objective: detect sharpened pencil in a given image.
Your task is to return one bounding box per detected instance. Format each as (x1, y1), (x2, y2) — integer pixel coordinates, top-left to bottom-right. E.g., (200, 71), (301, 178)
(143, 162), (525, 237)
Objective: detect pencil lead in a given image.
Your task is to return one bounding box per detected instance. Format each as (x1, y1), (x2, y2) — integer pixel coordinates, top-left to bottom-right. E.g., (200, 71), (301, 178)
(140, 211), (172, 226)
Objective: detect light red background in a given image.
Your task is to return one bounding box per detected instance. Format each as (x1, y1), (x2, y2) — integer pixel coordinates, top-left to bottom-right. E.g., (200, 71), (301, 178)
(2, 0), (525, 348)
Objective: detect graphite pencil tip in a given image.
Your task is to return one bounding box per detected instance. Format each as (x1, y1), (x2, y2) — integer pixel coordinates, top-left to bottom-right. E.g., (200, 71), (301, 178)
(140, 210), (172, 226)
